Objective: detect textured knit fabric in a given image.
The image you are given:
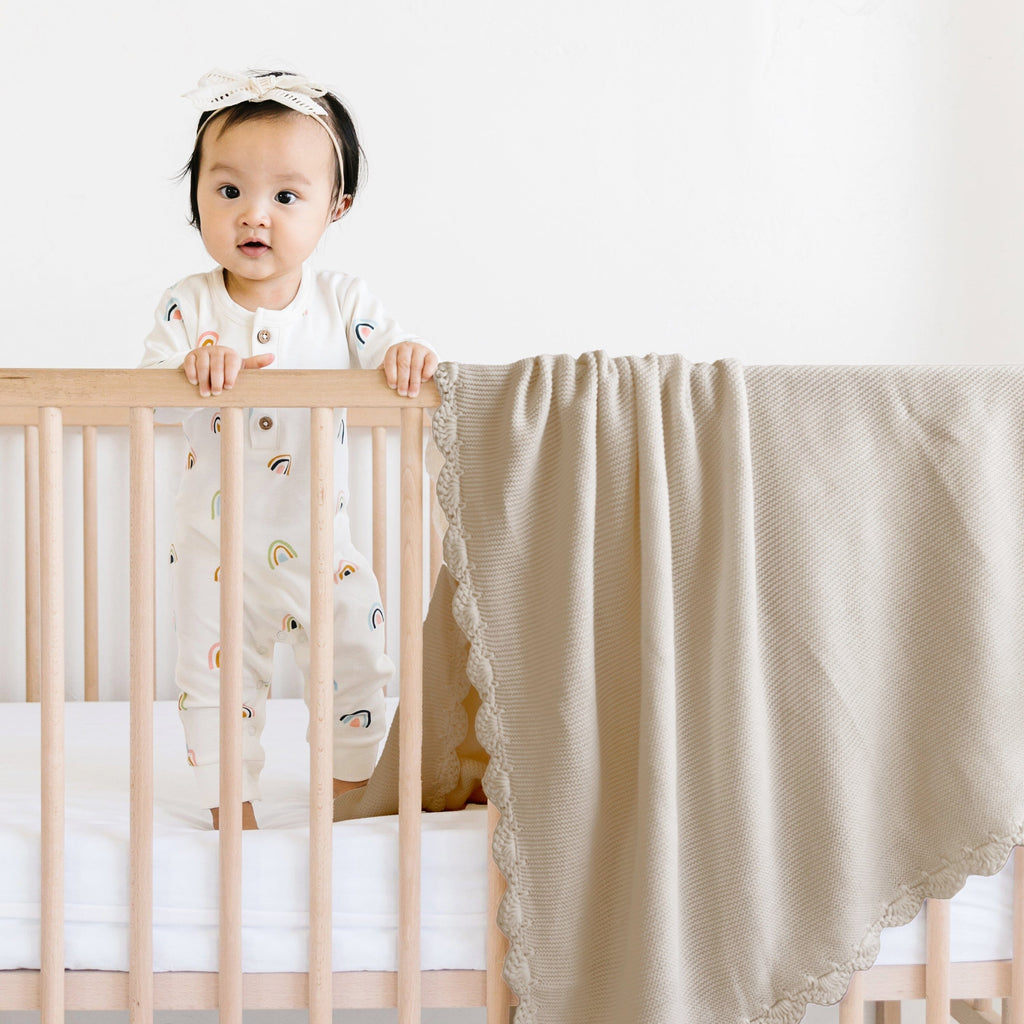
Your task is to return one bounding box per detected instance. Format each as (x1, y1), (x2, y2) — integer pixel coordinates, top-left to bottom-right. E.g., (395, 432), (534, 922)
(336, 353), (1024, 1024)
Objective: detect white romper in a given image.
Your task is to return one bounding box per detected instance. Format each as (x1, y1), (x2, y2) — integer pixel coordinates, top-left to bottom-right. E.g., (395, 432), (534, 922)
(140, 264), (427, 807)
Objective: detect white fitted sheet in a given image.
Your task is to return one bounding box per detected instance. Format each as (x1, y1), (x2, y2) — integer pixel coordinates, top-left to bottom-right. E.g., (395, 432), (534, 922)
(0, 699), (1014, 974)
(0, 698), (488, 973)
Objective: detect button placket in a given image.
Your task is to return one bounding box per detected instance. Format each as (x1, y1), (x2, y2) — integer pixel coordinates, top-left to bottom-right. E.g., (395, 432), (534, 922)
(249, 317), (283, 448)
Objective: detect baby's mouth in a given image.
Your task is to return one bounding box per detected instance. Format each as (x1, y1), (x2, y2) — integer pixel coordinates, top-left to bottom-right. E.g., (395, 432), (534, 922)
(240, 240), (269, 256)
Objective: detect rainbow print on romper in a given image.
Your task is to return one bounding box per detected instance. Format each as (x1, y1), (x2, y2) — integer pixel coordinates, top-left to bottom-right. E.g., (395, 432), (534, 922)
(213, 565), (220, 582)
(187, 748), (197, 766)
(241, 704), (254, 719)
(211, 413), (221, 434)
(169, 544), (177, 565)
(268, 454), (291, 475)
(268, 539), (298, 568)
(178, 692), (188, 711)
(335, 562), (357, 583)
(187, 448), (196, 470)
(211, 491), (221, 519)
(283, 614), (301, 633)
(198, 331), (219, 347)
(165, 299), (183, 321)
(368, 603), (385, 630)
(208, 643), (220, 669)
(354, 321), (375, 347)
(339, 710), (372, 729)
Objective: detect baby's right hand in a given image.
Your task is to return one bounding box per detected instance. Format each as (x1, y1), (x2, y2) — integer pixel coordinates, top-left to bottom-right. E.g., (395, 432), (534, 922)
(184, 345), (274, 397)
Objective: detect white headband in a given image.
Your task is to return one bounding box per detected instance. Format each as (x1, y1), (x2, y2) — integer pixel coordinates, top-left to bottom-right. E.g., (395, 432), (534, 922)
(184, 69), (346, 196)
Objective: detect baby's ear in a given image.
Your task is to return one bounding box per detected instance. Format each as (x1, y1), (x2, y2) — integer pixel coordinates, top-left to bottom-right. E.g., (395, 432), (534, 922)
(332, 195), (353, 222)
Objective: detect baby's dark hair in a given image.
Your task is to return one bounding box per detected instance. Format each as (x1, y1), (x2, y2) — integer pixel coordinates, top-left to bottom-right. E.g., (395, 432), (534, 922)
(181, 71), (362, 231)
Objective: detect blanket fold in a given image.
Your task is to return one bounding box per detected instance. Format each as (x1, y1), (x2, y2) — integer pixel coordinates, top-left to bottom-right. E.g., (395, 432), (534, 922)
(336, 354), (1024, 1024)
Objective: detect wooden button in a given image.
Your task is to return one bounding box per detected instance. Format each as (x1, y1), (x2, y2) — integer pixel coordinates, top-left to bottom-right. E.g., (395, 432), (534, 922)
(258, 416), (273, 430)
(257, 329), (271, 344)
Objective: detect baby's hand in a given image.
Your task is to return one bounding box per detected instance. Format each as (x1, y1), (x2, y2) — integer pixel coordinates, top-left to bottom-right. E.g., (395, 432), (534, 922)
(184, 345), (274, 397)
(381, 342), (438, 399)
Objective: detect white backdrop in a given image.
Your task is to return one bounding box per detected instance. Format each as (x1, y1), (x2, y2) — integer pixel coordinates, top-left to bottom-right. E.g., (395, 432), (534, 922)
(1, 3), (1021, 1023)
(3, 1), (1022, 371)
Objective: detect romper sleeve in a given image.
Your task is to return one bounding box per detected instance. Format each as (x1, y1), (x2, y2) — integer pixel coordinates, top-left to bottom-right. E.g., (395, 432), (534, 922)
(138, 285), (198, 421)
(338, 276), (434, 371)
(138, 287), (193, 369)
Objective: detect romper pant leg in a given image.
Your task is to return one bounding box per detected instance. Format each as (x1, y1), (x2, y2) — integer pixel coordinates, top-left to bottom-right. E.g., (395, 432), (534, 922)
(291, 543), (392, 783)
(172, 531), (275, 808)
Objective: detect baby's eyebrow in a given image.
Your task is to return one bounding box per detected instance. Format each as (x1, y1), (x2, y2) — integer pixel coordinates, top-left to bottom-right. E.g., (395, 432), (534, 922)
(205, 162), (313, 187)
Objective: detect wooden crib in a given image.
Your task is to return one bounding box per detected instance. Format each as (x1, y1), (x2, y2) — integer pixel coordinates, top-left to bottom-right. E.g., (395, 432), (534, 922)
(0, 368), (512, 1024)
(1, 367), (1023, 1024)
(837, 869), (1024, 1024)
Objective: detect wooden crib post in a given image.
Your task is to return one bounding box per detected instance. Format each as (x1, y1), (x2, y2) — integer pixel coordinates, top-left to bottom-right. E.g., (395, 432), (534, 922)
(83, 424), (99, 701)
(1012, 846), (1023, 1024)
(399, 405), (424, 1024)
(839, 970), (864, 1024)
(487, 801), (512, 1024)
(38, 407), (64, 1024)
(309, 407), (334, 1023)
(128, 407), (155, 1021)
(926, 898), (952, 1024)
(372, 424), (388, 655)
(218, 406), (245, 1024)
(24, 424), (41, 703)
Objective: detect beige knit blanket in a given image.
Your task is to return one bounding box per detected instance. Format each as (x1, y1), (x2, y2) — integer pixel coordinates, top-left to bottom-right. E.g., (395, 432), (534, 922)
(335, 353), (1024, 1024)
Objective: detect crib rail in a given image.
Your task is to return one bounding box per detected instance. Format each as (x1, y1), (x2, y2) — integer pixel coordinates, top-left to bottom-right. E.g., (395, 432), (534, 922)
(0, 370), (510, 1024)
(0, 367), (433, 408)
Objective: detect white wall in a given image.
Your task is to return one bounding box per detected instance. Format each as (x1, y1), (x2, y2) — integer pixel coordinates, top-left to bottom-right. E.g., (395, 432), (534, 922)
(3, 1), (1022, 371)
(2, 3), (1021, 1022)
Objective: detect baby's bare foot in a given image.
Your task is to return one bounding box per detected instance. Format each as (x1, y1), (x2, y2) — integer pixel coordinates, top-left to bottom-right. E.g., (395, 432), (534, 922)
(211, 802), (258, 830)
(333, 778), (368, 798)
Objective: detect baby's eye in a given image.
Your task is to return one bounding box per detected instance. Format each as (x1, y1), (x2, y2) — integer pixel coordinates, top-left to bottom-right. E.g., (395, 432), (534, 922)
(275, 191), (299, 205)
(217, 185), (240, 199)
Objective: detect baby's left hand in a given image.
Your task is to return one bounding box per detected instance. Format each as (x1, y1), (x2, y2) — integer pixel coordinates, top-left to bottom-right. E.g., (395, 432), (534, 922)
(381, 342), (438, 398)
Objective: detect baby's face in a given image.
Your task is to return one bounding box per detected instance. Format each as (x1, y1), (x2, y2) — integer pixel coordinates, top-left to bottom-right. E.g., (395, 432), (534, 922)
(196, 112), (341, 310)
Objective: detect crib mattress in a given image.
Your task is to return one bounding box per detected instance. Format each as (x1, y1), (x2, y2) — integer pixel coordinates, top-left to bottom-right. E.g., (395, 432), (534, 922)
(0, 698), (488, 973)
(0, 700), (1014, 975)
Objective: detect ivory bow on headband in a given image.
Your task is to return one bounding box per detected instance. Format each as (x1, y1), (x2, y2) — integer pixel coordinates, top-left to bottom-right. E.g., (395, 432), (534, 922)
(184, 69), (346, 195)
(184, 69), (331, 117)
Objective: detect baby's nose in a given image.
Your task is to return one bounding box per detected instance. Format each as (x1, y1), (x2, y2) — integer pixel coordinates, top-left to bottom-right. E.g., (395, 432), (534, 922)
(240, 202), (271, 227)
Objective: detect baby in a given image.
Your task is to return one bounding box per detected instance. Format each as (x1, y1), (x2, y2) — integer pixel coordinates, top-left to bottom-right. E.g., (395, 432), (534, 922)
(140, 69), (436, 829)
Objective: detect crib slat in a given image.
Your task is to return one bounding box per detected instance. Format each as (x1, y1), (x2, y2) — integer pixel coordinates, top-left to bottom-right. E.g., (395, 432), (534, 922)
(1012, 847), (1023, 1024)
(926, 898), (952, 1024)
(24, 424), (41, 702)
(487, 801), (511, 1024)
(399, 406), (424, 1024)
(218, 407), (244, 1024)
(309, 408), (334, 1024)
(128, 408), (154, 1021)
(372, 425), (388, 660)
(839, 970), (864, 1024)
(83, 424), (99, 701)
(38, 407), (65, 1024)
